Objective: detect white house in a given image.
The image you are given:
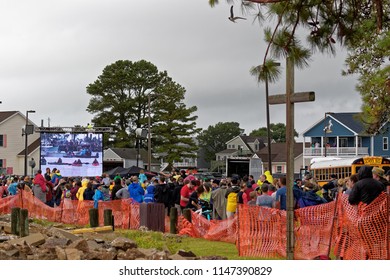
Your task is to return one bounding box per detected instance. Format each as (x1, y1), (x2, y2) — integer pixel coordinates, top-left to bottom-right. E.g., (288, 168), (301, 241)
(0, 111), (40, 176)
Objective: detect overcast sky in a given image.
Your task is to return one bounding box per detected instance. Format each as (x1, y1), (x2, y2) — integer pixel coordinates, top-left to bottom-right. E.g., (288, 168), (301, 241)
(0, 0), (361, 140)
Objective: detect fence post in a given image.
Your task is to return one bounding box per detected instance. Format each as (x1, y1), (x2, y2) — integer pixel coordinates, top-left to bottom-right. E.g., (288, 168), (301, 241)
(89, 208), (99, 227)
(11, 207), (21, 235)
(183, 208), (192, 223)
(19, 209), (29, 237)
(104, 209), (113, 227)
(170, 207), (178, 234)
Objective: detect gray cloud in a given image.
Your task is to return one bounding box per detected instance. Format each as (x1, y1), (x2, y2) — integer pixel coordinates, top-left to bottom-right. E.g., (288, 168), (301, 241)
(0, 0), (361, 138)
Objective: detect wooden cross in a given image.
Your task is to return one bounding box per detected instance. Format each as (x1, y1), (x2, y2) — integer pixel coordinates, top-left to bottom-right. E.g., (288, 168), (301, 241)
(269, 57), (315, 260)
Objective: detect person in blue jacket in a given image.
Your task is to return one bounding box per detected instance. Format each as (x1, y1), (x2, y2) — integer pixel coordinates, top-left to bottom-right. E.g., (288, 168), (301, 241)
(128, 176), (145, 203)
(93, 184), (105, 208)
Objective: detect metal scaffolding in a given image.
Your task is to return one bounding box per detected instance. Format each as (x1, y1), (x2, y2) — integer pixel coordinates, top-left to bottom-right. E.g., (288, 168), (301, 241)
(35, 126), (113, 133)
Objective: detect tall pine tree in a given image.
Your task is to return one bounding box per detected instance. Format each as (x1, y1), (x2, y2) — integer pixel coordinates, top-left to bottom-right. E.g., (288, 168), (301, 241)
(152, 80), (201, 168)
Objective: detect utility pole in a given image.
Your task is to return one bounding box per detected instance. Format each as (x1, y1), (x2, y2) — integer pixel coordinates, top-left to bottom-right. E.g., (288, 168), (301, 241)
(269, 57), (315, 259)
(24, 110), (36, 176)
(147, 93), (151, 171)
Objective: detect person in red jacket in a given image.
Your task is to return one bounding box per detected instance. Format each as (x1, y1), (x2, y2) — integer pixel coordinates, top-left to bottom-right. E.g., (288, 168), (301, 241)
(32, 170), (47, 203)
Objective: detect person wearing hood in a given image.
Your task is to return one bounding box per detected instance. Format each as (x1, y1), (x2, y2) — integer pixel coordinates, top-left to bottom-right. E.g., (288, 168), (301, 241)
(225, 178), (240, 218)
(211, 179), (228, 220)
(348, 165), (385, 205)
(76, 178), (89, 201)
(144, 179), (158, 203)
(128, 176), (145, 203)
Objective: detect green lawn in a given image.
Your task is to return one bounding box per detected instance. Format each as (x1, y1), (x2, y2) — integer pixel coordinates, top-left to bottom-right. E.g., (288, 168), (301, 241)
(120, 229), (271, 260)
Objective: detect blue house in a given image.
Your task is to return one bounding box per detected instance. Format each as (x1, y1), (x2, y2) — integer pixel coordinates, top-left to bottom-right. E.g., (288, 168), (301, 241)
(301, 112), (390, 167)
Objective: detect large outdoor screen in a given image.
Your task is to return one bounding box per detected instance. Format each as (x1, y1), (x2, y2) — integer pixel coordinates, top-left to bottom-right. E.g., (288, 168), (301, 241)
(40, 132), (103, 177)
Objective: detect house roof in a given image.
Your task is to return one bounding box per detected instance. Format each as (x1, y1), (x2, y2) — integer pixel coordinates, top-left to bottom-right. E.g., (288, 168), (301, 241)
(330, 112), (365, 134)
(0, 111), (18, 124)
(255, 142), (305, 162)
(240, 135), (267, 144)
(18, 138), (41, 156)
(109, 148), (160, 164)
(216, 149), (237, 155)
(302, 112), (367, 136)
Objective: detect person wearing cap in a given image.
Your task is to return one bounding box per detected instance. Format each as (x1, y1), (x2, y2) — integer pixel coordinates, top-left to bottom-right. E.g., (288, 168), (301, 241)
(372, 167), (389, 190)
(348, 165), (385, 205)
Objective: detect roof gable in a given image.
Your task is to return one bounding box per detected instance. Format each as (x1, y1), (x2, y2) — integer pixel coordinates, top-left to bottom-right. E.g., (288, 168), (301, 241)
(303, 113), (363, 137)
(0, 111), (19, 125)
(255, 142), (304, 162)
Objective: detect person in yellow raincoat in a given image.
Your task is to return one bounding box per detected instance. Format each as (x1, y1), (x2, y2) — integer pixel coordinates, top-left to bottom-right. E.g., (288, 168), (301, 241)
(257, 170), (273, 187)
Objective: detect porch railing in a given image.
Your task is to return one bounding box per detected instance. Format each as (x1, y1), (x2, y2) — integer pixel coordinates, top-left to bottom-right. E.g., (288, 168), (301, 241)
(304, 147), (369, 156)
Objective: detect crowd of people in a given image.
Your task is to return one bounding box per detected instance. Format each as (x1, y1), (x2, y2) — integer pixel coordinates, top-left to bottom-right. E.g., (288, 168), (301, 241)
(0, 165), (389, 219)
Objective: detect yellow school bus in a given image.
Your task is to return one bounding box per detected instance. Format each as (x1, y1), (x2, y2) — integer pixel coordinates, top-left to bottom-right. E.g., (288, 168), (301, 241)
(309, 156), (390, 186)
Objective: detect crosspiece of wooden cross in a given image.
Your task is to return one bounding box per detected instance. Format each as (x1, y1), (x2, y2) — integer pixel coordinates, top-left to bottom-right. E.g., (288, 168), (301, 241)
(268, 91), (315, 105)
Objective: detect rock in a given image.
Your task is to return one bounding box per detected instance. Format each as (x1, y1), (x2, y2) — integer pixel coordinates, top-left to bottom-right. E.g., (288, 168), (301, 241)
(8, 233), (46, 247)
(169, 253), (195, 260)
(110, 237), (137, 251)
(65, 248), (82, 260)
(5, 249), (19, 258)
(94, 238), (105, 244)
(55, 246), (67, 260)
(41, 237), (70, 249)
(32, 248), (57, 260)
(14, 241), (33, 255)
(136, 248), (157, 259)
(124, 248), (146, 260)
(87, 240), (102, 251)
(84, 250), (116, 260)
(0, 242), (16, 251)
(177, 249), (196, 258)
(0, 222), (12, 234)
(68, 239), (89, 253)
(197, 255), (228, 260)
(47, 228), (80, 243)
(0, 235), (12, 242)
(136, 248), (169, 260)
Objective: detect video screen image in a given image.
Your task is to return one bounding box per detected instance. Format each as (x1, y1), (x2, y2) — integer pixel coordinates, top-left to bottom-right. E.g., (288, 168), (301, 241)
(40, 132), (103, 177)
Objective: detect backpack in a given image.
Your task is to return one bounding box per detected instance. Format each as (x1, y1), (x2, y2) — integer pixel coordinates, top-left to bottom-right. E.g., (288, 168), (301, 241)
(298, 192), (327, 208)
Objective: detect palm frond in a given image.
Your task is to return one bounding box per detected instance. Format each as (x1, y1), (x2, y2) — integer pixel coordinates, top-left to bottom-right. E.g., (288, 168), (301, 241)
(250, 59), (282, 84)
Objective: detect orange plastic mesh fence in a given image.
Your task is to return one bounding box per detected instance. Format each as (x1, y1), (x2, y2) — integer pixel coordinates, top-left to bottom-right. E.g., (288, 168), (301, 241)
(61, 199), (82, 225)
(237, 204), (286, 258)
(0, 194), (21, 214)
(334, 193), (389, 259)
(21, 191), (62, 222)
(128, 202), (140, 230)
(204, 218), (236, 244)
(294, 201), (337, 259)
(1, 191), (388, 259)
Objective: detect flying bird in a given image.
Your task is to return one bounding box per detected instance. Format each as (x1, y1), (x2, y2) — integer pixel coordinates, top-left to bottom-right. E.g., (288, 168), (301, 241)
(228, 5), (246, 23)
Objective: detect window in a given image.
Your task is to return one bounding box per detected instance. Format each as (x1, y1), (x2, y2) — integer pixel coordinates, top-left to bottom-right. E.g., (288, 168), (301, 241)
(384, 137), (388, 151)
(0, 135), (4, 147)
(0, 159), (4, 168)
(339, 138), (348, 147)
(276, 166), (282, 173)
(358, 137), (362, 147)
(231, 144), (235, 149)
